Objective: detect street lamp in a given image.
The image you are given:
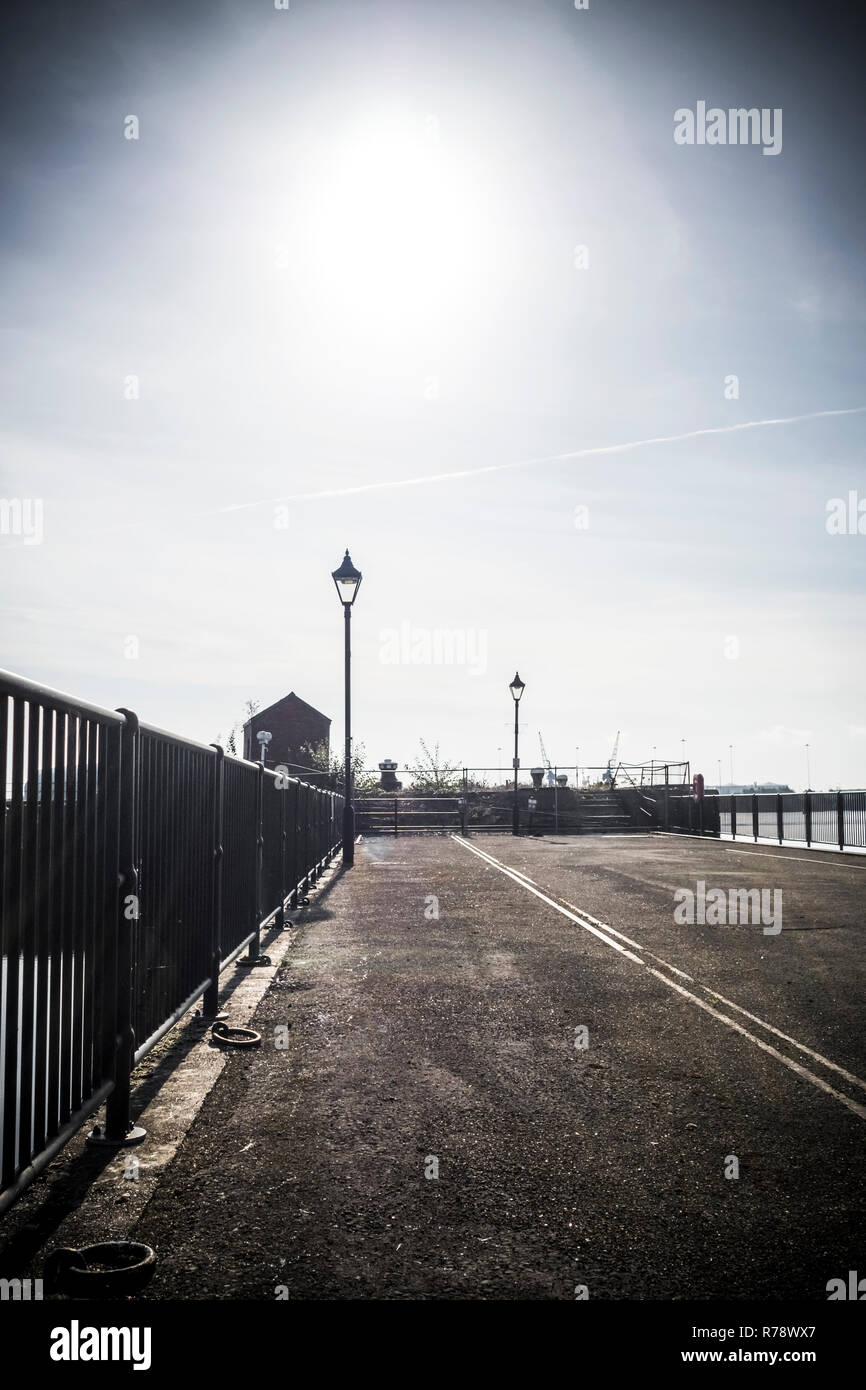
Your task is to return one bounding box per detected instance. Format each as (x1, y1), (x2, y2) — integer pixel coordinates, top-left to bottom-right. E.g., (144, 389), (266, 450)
(332, 549), (362, 867)
(256, 730), (272, 766)
(509, 671), (525, 835)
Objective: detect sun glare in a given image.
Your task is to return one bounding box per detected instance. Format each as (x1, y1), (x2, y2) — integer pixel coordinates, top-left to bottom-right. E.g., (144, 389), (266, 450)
(291, 108), (496, 353)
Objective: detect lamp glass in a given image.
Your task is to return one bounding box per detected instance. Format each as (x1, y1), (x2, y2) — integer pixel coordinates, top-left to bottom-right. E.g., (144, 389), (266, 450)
(332, 549), (363, 606)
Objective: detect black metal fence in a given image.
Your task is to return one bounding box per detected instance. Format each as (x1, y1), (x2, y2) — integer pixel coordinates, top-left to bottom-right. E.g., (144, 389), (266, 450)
(717, 789), (866, 852)
(639, 785), (866, 851)
(0, 668), (343, 1216)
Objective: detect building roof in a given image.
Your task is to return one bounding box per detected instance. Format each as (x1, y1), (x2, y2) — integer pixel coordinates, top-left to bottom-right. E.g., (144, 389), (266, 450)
(243, 692), (331, 729)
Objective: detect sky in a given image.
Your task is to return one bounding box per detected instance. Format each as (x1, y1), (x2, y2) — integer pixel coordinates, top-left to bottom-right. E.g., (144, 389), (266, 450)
(1, 0), (865, 790)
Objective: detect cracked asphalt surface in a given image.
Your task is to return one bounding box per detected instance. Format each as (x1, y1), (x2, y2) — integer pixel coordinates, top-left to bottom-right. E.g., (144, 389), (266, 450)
(121, 832), (866, 1300)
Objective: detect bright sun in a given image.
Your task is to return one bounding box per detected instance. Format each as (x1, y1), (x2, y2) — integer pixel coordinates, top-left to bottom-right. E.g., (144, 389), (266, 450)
(290, 108), (496, 354)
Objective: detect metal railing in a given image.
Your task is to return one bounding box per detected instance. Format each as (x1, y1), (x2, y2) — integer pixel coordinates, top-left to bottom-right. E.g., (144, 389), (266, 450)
(0, 668), (343, 1216)
(646, 787), (866, 850)
(718, 790), (866, 852)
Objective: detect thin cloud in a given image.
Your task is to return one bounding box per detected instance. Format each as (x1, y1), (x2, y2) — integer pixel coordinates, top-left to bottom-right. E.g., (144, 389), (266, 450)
(208, 405), (866, 515)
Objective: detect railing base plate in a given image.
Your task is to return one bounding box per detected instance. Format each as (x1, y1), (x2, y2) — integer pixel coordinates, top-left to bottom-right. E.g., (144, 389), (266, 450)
(85, 1123), (147, 1148)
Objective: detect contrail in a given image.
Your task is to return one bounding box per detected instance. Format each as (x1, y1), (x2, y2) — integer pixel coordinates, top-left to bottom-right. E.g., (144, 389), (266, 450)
(207, 403), (864, 513)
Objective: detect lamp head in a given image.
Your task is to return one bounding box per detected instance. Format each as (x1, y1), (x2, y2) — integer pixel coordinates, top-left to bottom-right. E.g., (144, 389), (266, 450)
(332, 549), (362, 606)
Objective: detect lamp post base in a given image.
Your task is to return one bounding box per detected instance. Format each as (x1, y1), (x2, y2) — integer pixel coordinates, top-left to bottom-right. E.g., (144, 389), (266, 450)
(343, 803), (355, 866)
(512, 804), (520, 836)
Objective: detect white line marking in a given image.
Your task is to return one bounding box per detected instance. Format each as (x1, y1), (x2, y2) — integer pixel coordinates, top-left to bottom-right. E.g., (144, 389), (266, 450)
(452, 836), (866, 1122)
(698, 986), (866, 1093)
(560, 900), (645, 953)
(644, 952), (695, 983)
(723, 847), (866, 869)
(454, 838), (643, 964)
(504, 867), (538, 885)
(643, 969), (866, 1122)
(654, 831), (866, 865)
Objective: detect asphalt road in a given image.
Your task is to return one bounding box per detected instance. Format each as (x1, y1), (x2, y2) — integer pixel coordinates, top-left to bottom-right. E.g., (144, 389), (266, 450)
(129, 831), (866, 1300)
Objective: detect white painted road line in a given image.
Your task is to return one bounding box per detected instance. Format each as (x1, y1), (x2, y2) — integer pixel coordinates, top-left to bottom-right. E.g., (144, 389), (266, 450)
(723, 847), (866, 870)
(454, 837), (644, 964)
(653, 831), (866, 868)
(452, 835), (866, 1124)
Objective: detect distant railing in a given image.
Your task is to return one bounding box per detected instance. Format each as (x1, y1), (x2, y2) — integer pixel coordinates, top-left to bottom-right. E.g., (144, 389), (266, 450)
(653, 786), (866, 851)
(718, 789), (866, 852)
(0, 668), (343, 1216)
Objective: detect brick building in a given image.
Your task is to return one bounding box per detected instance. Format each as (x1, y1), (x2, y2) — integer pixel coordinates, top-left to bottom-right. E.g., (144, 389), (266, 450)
(243, 693), (331, 781)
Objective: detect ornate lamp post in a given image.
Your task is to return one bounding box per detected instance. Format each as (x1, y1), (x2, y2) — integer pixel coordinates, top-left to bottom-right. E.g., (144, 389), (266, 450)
(332, 549), (362, 866)
(509, 671), (525, 835)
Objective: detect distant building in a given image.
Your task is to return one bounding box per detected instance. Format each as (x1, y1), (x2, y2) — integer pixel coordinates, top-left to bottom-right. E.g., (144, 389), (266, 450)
(243, 693), (331, 782)
(379, 760), (402, 791)
(716, 783), (794, 795)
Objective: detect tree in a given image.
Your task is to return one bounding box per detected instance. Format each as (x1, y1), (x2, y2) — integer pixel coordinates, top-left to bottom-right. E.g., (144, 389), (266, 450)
(410, 739), (463, 793)
(298, 738), (379, 794)
(217, 699), (260, 758)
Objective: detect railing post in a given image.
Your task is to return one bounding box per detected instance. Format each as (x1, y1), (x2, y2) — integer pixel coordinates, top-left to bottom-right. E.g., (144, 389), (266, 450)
(290, 781), (299, 908)
(241, 762), (266, 964)
(752, 792), (759, 842)
(312, 789), (322, 881)
(663, 766), (670, 830)
(308, 787), (317, 884)
(777, 793), (784, 844)
(837, 790), (845, 852)
(394, 796), (399, 836)
(203, 745), (224, 1014)
(278, 777), (287, 922)
(302, 783), (311, 893)
(731, 795), (737, 840)
(804, 790), (812, 847)
(93, 709), (145, 1147)
(256, 762), (263, 941)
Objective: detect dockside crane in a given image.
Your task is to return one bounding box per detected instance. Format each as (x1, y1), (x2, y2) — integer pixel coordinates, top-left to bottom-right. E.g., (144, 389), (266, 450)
(602, 730), (621, 786)
(538, 731), (556, 786)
